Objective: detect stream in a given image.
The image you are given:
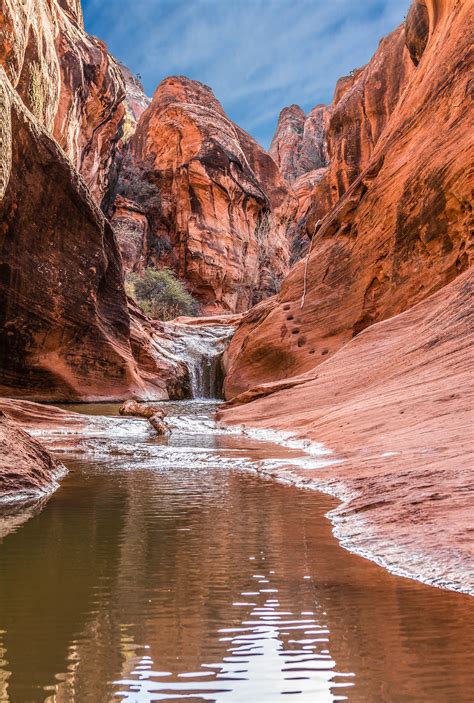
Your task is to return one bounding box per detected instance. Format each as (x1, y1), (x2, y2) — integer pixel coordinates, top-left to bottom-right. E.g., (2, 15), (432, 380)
(0, 401), (473, 702)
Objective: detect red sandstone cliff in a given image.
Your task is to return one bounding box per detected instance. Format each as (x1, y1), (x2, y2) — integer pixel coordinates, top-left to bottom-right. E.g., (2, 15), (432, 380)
(0, 0), (128, 204)
(0, 1), (189, 401)
(269, 104), (329, 184)
(107, 76), (295, 312)
(224, 0), (473, 398)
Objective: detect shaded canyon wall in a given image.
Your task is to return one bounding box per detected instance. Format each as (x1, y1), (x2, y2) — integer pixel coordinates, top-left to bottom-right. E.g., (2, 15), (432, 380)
(224, 0), (473, 398)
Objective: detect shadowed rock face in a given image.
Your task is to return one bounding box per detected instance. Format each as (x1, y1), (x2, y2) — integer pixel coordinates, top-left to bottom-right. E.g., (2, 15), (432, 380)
(224, 0), (473, 398)
(0, 73), (141, 400)
(107, 76), (295, 313)
(0, 1), (191, 401)
(405, 0), (430, 65)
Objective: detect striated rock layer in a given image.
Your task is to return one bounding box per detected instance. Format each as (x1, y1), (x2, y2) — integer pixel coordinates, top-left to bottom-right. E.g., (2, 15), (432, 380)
(269, 104), (329, 184)
(219, 271), (474, 593)
(107, 76), (295, 312)
(0, 0), (128, 204)
(270, 25), (414, 260)
(224, 0), (473, 398)
(0, 1), (192, 401)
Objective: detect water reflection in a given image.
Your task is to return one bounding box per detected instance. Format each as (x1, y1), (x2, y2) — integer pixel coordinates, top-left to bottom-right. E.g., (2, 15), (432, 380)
(0, 404), (473, 702)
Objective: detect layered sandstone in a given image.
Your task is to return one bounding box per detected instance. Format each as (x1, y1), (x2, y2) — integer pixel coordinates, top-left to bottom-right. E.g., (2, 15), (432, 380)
(52, 13), (126, 204)
(219, 271), (474, 592)
(224, 0), (472, 398)
(0, 0), (127, 204)
(269, 104), (329, 184)
(0, 67), (188, 401)
(108, 76), (295, 313)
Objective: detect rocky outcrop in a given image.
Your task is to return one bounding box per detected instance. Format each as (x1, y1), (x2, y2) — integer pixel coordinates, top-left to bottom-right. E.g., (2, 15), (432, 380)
(219, 270), (474, 593)
(107, 76), (295, 313)
(269, 104), (329, 184)
(0, 65), (189, 401)
(0, 414), (65, 501)
(52, 13), (126, 204)
(224, 0), (472, 398)
(0, 0), (127, 204)
(127, 301), (191, 399)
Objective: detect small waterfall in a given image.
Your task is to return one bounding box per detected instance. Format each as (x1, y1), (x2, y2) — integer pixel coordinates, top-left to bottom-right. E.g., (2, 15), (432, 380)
(168, 325), (234, 399)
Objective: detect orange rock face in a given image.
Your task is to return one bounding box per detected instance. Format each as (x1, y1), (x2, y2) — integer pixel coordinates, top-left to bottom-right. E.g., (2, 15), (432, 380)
(224, 0), (473, 398)
(269, 104), (329, 184)
(0, 1), (193, 401)
(108, 76), (295, 313)
(219, 270), (474, 592)
(0, 0), (127, 205)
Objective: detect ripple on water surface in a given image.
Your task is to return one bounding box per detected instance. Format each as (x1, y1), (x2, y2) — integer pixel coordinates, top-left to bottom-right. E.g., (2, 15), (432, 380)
(0, 401), (473, 703)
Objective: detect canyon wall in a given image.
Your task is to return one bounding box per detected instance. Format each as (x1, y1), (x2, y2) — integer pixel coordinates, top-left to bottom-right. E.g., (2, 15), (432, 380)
(224, 0), (473, 398)
(0, 1), (188, 401)
(107, 76), (295, 313)
(0, 0), (126, 203)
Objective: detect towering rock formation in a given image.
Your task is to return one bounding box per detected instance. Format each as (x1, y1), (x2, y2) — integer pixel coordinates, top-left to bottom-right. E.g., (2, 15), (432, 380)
(0, 0), (127, 204)
(270, 24), (414, 256)
(269, 104), (329, 184)
(107, 76), (295, 312)
(224, 0), (473, 398)
(0, 1), (188, 400)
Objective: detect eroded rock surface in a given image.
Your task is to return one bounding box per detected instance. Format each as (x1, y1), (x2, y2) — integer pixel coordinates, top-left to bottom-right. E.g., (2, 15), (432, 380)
(0, 0), (127, 204)
(219, 271), (474, 593)
(0, 414), (65, 501)
(224, 0), (472, 397)
(107, 76), (295, 312)
(269, 104), (329, 184)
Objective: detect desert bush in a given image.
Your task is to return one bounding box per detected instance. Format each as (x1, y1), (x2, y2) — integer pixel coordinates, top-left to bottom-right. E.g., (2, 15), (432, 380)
(126, 267), (199, 321)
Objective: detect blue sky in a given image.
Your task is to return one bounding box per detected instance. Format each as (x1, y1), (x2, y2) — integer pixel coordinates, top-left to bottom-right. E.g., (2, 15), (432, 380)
(82, 0), (411, 149)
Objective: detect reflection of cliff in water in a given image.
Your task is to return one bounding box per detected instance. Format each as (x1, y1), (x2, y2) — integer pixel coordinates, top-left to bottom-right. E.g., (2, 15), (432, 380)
(0, 415), (472, 702)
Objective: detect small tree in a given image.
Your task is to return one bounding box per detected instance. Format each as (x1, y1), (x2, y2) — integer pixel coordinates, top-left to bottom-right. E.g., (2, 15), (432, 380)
(127, 268), (199, 321)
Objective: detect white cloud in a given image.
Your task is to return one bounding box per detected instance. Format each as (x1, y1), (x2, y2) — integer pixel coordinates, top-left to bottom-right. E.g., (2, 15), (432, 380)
(83, 0), (412, 147)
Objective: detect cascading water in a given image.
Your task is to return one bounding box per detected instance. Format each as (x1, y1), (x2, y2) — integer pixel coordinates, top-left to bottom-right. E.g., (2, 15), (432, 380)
(167, 325), (235, 399)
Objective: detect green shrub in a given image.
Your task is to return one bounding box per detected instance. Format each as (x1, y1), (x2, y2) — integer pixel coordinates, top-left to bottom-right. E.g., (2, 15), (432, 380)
(126, 268), (199, 321)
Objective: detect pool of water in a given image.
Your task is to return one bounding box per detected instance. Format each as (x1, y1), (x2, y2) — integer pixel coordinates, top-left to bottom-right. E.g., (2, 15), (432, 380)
(0, 402), (472, 702)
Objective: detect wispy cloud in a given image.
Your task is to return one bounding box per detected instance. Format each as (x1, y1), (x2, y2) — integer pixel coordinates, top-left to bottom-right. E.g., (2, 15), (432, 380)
(82, 0), (411, 148)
